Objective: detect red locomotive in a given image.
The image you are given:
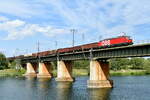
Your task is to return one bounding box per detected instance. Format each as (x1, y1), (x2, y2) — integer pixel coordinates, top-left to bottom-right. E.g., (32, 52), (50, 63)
(98, 36), (133, 47)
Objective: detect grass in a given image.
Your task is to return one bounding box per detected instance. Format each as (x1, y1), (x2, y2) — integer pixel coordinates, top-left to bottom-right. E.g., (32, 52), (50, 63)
(0, 69), (26, 77)
(52, 69), (89, 77)
(52, 69), (149, 77)
(72, 69), (149, 76)
(73, 69), (89, 76)
(110, 69), (148, 76)
(72, 69), (150, 76)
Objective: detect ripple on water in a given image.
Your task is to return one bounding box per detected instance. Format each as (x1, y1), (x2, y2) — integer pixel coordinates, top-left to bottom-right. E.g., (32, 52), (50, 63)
(0, 76), (150, 100)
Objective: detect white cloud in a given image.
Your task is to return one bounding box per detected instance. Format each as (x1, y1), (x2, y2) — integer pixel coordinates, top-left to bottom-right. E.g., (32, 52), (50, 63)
(0, 20), (25, 29)
(0, 17), (70, 40)
(39, 0), (150, 39)
(0, 0), (50, 18)
(122, 0), (150, 25)
(4, 24), (37, 40)
(1, 0), (150, 40)
(40, 26), (70, 37)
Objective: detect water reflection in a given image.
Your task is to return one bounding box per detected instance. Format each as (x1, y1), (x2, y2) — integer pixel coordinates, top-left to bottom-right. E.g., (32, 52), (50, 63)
(37, 78), (52, 100)
(25, 77), (37, 88)
(0, 76), (150, 100)
(56, 82), (72, 100)
(88, 88), (111, 100)
(38, 78), (51, 89)
(25, 76), (36, 81)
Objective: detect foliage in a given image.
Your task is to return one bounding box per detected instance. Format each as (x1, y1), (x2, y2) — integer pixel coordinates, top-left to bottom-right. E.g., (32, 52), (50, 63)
(110, 70), (146, 76)
(129, 58), (145, 69)
(9, 59), (22, 70)
(38, 58), (150, 72)
(110, 58), (150, 71)
(51, 61), (57, 69)
(144, 59), (150, 74)
(73, 60), (89, 69)
(0, 53), (8, 70)
(9, 61), (16, 69)
(110, 58), (130, 70)
(0, 69), (26, 77)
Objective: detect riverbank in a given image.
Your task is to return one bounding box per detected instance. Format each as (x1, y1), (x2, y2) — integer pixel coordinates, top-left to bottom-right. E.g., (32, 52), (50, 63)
(110, 69), (148, 76)
(0, 69), (25, 77)
(53, 69), (150, 76)
(0, 68), (149, 77)
(74, 69), (150, 76)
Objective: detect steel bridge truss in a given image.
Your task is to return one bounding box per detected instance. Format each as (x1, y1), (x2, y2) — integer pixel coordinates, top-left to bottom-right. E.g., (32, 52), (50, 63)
(21, 43), (150, 63)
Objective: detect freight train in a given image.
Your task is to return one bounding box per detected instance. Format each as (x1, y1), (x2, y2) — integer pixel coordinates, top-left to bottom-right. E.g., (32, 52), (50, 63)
(31, 35), (133, 57)
(9, 35), (133, 60)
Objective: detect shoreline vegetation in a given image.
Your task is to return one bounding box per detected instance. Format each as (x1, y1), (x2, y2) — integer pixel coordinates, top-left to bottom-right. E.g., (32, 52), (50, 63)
(57, 69), (150, 76)
(0, 68), (150, 77)
(0, 69), (25, 77)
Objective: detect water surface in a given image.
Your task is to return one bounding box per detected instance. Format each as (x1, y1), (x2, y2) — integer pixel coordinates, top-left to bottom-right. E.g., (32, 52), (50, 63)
(0, 76), (150, 100)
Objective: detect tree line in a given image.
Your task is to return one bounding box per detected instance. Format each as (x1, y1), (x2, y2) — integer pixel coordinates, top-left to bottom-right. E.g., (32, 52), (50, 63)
(110, 58), (150, 71)
(74, 58), (150, 71)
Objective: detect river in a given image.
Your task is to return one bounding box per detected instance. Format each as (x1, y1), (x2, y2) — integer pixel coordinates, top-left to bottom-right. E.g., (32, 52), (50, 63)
(0, 76), (150, 100)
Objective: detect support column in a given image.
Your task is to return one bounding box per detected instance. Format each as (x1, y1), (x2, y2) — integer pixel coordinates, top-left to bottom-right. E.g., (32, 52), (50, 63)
(37, 62), (52, 78)
(87, 60), (113, 88)
(24, 62), (37, 77)
(56, 61), (74, 82)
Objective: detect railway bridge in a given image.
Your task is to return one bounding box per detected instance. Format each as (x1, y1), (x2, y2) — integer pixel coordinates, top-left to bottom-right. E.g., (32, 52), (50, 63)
(12, 43), (150, 88)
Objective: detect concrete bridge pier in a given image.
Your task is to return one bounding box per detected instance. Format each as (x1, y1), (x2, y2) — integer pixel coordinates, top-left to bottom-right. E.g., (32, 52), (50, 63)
(37, 62), (52, 78)
(56, 61), (74, 82)
(24, 62), (37, 77)
(87, 60), (113, 88)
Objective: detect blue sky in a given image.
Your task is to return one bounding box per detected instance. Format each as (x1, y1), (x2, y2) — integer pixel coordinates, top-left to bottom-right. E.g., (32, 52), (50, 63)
(0, 0), (150, 57)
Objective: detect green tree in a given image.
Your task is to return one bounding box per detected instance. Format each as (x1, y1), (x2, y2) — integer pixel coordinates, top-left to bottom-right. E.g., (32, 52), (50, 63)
(9, 60), (16, 69)
(110, 58), (130, 70)
(73, 60), (89, 69)
(0, 53), (8, 69)
(144, 59), (150, 74)
(9, 59), (22, 70)
(129, 58), (145, 69)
